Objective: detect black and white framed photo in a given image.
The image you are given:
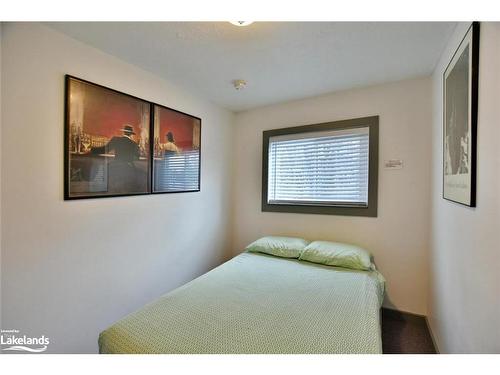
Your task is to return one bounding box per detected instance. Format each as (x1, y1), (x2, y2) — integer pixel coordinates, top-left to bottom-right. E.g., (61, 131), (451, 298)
(443, 22), (480, 207)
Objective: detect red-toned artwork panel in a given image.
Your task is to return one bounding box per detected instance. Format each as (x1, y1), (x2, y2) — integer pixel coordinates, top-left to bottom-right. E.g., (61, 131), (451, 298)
(157, 107), (198, 150)
(66, 77), (150, 198)
(152, 105), (201, 193)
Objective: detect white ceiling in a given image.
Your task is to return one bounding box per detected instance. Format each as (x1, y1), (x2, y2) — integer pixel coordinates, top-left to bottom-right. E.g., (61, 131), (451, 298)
(47, 22), (456, 112)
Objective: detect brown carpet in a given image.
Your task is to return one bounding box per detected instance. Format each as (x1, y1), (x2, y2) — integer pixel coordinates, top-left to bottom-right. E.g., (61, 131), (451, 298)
(381, 308), (437, 354)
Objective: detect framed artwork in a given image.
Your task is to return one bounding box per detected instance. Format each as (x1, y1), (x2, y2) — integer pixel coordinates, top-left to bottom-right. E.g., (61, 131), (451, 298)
(152, 104), (201, 193)
(443, 22), (480, 207)
(65, 76), (151, 199)
(64, 75), (202, 200)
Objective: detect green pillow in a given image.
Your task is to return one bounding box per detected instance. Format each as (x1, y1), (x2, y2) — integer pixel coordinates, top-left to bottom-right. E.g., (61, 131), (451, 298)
(245, 236), (309, 258)
(299, 240), (373, 271)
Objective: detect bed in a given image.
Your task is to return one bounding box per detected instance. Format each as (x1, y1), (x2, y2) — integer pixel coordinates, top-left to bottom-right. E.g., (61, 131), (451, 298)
(98, 251), (385, 354)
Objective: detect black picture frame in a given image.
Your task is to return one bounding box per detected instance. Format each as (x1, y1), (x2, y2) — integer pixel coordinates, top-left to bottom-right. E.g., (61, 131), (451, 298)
(261, 116), (379, 217)
(442, 22), (479, 207)
(64, 75), (201, 200)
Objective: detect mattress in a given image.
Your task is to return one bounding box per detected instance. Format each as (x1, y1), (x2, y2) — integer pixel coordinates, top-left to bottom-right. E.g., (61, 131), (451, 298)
(99, 252), (385, 354)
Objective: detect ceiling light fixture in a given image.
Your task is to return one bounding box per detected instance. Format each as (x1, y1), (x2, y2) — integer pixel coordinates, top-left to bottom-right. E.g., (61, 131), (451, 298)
(229, 21), (254, 27)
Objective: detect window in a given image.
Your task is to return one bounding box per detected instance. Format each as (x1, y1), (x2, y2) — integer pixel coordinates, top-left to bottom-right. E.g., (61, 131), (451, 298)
(262, 116), (378, 217)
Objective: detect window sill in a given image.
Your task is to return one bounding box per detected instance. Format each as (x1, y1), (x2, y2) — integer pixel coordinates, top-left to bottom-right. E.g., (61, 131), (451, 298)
(261, 202), (377, 217)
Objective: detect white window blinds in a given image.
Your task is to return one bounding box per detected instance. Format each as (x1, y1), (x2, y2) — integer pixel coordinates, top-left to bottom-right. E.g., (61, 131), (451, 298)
(268, 126), (370, 206)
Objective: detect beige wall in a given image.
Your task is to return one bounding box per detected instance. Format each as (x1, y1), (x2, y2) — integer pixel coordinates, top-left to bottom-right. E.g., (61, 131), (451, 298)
(428, 22), (500, 353)
(0, 23), (234, 353)
(232, 77), (433, 315)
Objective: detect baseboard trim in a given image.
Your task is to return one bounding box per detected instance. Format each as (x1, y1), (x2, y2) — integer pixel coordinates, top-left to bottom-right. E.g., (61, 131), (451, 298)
(424, 316), (441, 354)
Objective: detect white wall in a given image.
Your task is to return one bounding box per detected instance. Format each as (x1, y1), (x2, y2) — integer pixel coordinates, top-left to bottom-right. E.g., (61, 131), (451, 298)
(0, 23), (234, 353)
(0, 22), (3, 329)
(428, 22), (500, 353)
(232, 77), (433, 315)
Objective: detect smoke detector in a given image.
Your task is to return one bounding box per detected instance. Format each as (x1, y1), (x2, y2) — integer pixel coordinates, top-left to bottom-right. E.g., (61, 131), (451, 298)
(229, 21), (254, 27)
(232, 79), (247, 90)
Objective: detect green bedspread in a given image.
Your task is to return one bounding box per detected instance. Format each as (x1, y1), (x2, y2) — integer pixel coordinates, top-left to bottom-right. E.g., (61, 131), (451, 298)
(99, 252), (385, 354)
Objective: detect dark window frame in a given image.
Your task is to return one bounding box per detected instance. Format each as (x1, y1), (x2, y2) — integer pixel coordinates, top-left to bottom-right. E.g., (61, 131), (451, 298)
(262, 116), (379, 217)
